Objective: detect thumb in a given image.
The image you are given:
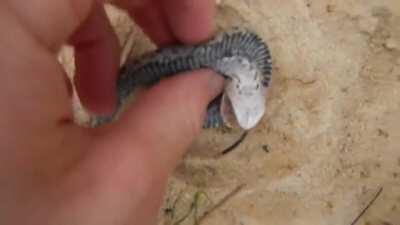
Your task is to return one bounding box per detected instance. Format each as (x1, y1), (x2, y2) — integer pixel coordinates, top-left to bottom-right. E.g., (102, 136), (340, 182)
(70, 70), (222, 225)
(94, 70), (224, 176)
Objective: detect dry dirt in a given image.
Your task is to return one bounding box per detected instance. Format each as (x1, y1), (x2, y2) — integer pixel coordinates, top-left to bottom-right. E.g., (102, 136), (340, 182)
(59, 1), (400, 224)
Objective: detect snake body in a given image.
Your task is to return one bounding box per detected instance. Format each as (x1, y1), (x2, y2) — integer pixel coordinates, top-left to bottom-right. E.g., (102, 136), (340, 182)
(92, 28), (272, 129)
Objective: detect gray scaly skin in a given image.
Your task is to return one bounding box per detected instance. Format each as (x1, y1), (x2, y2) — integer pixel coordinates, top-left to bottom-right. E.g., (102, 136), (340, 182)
(91, 28), (272, 128)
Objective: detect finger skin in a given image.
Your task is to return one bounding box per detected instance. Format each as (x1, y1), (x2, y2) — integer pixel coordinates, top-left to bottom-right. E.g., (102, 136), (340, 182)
(1, 0), (220, 224)
(115, 0), (215, 45)
(71, 2), (120, 115)
(4, 0), (93, 51)
(68, 70), (224, 225)
(79, 2), (220, 223)
(5, 0), (121, 115)
(161, 0), (215, 43)
(94, 70), (224, 173)
(6, 0), (215, 115)
(3, 0), (219, 191)
(113, 0), (176, 45)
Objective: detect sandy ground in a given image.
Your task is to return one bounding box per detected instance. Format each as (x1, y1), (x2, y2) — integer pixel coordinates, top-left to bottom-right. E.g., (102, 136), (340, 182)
(59, 1), (400, 224)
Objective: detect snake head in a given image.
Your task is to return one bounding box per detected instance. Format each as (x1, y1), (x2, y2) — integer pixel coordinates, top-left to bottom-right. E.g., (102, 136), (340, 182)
(222, 83), (267, 130)
(218, 57), (268, 130)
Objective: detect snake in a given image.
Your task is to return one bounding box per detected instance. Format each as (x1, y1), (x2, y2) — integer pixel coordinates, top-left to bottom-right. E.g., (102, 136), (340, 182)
(91, 28), (272, 132)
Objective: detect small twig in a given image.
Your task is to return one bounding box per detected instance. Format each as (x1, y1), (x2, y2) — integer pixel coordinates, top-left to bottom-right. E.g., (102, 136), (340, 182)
(220, 131), (249, 156)
(349, 187), (383, 225)
(198, 184), (245, 224)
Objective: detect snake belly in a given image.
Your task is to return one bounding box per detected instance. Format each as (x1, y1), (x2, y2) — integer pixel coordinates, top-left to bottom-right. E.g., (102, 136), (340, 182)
(91, 28), (272, 129)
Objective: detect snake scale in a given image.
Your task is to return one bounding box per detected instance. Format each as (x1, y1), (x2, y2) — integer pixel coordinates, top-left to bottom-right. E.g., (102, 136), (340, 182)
(92, 28), (272, 131)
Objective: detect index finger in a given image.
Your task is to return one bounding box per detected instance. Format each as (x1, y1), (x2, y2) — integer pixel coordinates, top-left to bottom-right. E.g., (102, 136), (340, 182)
(112, 0), (176, 46)
(114, 0), (215, 45)
(161, 0), (215, 43)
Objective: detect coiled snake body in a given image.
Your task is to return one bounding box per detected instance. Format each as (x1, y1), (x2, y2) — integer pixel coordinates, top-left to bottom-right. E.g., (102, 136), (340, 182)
(92, 28), (272, 131)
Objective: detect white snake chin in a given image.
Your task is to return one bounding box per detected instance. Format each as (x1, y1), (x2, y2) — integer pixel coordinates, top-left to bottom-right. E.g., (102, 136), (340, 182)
(218, 57), (267, 130)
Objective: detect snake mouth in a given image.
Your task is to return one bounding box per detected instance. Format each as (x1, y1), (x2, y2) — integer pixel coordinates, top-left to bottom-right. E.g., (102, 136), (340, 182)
(220, 93), (240, 129)
(220, 92), (266, 130)
(220, 79), (267, 130)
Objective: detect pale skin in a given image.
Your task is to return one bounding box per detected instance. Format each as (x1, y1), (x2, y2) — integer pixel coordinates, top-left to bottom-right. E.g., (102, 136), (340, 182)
(0, 0), (224, 224)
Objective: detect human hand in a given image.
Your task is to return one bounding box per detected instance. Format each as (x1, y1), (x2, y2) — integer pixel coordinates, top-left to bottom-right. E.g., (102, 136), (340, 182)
(0, 0), (223, 224)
